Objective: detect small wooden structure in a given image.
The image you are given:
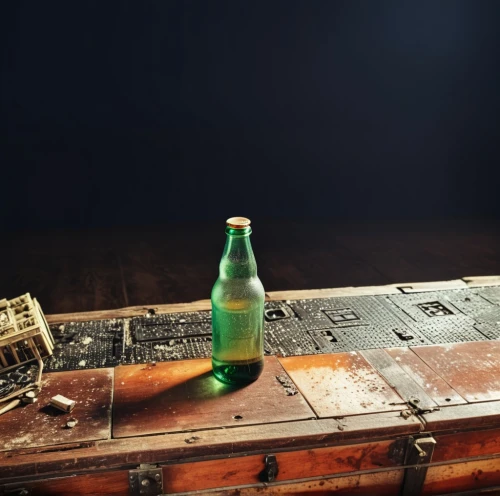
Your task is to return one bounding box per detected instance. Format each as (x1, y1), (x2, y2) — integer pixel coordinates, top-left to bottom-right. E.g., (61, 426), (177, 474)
(0, 293), (54, 371)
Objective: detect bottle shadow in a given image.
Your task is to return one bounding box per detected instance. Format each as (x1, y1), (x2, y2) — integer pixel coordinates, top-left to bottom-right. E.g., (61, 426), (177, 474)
(167, 370), (248, 401)
(116, 369), (253, 420)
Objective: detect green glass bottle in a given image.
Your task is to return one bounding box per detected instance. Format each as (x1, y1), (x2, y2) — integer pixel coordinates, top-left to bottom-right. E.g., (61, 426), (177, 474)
(211, 217), (265, 384)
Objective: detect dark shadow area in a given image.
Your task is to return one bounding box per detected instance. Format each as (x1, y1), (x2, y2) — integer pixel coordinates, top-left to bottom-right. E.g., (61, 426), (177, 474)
(146, 369), (245, 401)
(39, 404), (68, 417)
(1, 2), (500, 312)
(0, 220), (499, 314)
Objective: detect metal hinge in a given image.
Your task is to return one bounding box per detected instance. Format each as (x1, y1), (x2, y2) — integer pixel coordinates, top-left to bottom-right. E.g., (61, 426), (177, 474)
(408, 397), (439, 415)
(260, 454), (279, 482)
(129, 464), (163, 496)
(400, 435), (437, 496)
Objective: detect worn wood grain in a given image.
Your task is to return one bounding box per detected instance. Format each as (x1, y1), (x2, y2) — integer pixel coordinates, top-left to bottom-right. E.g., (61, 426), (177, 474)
(193, 469), (405, 495)
(421, 401), (500, 432)
(0, 368), (112, 451)
(422, 457), (500, 495)
(1, 471), (127, 496)
(162, 439), (404, 493)
(385, 347), (466, 406)
(44, 284), (402, 324)
(464, 275), (500, 288)
(46, 299), (213, 324)
(279, 352), (405, 418)
(44, 277), (499, 324)
(0, 413), (422, 480)
(46, 286), (400, 324)
(413, 341), (500, 403)
(433, 428), (500, 463)
(336, 233), (430, 283)
(265, 285), (402, 301)
(361, 349), (437, 411)
(396, 279), (469, 293)
(113, 356), (315, 438)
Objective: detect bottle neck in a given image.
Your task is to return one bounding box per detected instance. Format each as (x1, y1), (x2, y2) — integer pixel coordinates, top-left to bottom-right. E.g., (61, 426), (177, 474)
(219, 227), (257, 279)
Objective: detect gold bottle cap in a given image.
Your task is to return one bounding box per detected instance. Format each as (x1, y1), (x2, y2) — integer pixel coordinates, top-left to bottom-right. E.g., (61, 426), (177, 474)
(226, 217), (251, 229)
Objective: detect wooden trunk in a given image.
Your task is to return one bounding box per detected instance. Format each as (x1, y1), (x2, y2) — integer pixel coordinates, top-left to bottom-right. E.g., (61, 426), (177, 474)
(1, 276), (500, 495)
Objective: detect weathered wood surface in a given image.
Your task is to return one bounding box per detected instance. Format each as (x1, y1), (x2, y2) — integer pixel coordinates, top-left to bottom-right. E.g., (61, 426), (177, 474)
(413, 341), (500, 403)
(385, 347), (466, 406)
(0, 368), (112, 452)
(44, 276), (500, 324)
(45, 285), (402, 324)
(421, 401), (500, 432)
(163, 439), (404, 493)
(395, 279), (468, 293)
(433, 427), (500, 462)
(46, 299), (213, 324)
(361, 349), (438, 411)
(113, 356), (314, 438)
(464, 275), (500, 287)
(422, 457), (500, 495)
(195, 469), (405, 495)
(1, 471), (127, 496)
(279, 352), (405, 418)
(0, 412), (422, 480)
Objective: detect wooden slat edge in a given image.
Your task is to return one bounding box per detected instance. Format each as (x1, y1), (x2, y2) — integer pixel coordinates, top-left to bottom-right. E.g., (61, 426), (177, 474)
(463, 275), (500, 288)
(396, 279), (468, 293)
(46, 299), (213, 324)
(46, 276), (493, 323)
(360, 349), (438, 411)
(45, 285), (402, 323)
(265, 284), (402, 301)
(0, 413), (422, 479)
(421, 401), (500, 432)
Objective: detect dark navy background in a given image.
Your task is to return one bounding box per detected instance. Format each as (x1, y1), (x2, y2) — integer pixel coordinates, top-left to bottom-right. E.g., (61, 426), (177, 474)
(1, 1), (499, 229)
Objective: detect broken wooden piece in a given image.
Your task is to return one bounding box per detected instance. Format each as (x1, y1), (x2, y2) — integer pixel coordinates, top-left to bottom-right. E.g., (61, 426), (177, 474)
(50, 394), (76, 413)
(0, 399), (21, 416)
(0, 293), (54, 373)
(22, 390), (39, 404)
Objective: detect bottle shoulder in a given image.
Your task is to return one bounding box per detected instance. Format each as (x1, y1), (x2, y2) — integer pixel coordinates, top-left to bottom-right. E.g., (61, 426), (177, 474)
(212, 276), (265, 302)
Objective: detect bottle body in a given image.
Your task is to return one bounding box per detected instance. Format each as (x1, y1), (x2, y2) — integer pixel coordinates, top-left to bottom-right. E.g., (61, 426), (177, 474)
(211, 219), (265, 384)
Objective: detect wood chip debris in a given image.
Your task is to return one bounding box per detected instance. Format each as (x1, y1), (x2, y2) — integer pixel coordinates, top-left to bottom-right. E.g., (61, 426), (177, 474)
(275, 375), (299, 396)
(50, 394), (76, 413)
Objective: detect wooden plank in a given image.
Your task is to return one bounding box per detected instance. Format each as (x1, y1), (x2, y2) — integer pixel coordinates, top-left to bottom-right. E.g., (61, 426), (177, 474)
(0, 368), (113, 451)
(0, 471), (127, 496)
(0, 413), (422, 480)
(337, 233), (428, 284)
(433, 427), (500, 463)
(385, 347), (466, 406)
(279, 352), (405, 418)
(0, 348), (7, 367)
(396, 279), (468, 293)
(463, 275), (500, 288)
(162, 439), (404, 493)
(194, 469), (405, 495)
(422, 457), (500, 496)
(113, 356), (315, 439)
(44, 277), (491, 323)
(421, 401), (500, 432)
(45, 285), (401, 324)
(46, 299), (213, 324)
(413, 341), (500, 403)
(9, 344), (20, 364)
(266, 285), (402, 301)
(361, 349), (437, 411)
